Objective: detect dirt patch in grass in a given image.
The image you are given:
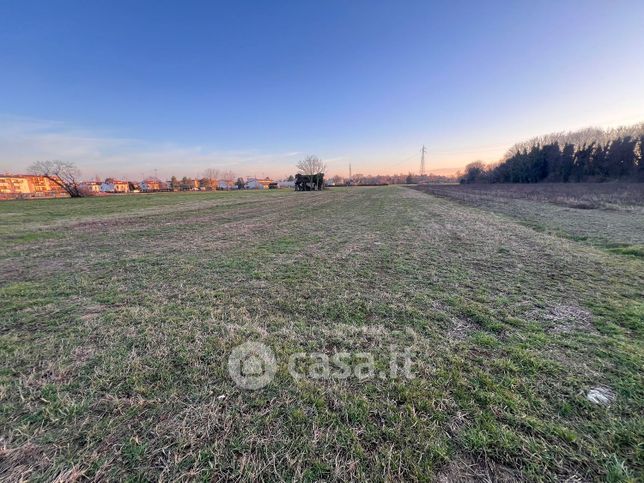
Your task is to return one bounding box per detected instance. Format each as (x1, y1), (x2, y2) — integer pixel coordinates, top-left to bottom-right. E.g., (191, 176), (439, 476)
(528, 304), (596, 334)
(447, 317), (478, 341)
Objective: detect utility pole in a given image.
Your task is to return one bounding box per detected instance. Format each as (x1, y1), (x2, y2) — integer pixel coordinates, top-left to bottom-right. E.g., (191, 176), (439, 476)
(420, 145), (427, 176)
(349, 163), (352, 183)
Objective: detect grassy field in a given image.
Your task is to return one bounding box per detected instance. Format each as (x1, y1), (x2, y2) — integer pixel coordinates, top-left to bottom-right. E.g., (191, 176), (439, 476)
(1, 186), (642, 481)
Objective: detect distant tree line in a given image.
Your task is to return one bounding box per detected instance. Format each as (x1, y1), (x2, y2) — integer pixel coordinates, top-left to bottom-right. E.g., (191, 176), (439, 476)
(330, 173), (454, 186)
(461, 123), (644, 183)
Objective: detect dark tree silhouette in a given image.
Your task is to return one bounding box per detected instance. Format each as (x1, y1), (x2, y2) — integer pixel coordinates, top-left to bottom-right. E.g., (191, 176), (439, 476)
(463, 123), (644, 184)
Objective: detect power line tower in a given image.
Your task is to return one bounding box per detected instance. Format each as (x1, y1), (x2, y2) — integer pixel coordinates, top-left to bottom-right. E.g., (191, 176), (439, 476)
(420, 145), (427, 176)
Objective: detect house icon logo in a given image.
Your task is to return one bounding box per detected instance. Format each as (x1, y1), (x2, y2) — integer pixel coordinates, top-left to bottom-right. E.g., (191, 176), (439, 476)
(228, 341), (277, 390)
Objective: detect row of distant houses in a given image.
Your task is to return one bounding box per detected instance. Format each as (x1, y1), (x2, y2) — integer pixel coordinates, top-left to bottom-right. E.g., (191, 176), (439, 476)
(92, 177), (282, 192)
(0, 174), (292, 199)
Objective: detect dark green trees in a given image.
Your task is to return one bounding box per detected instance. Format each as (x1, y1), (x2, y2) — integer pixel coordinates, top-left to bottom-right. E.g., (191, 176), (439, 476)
(462, 123), (644, 183)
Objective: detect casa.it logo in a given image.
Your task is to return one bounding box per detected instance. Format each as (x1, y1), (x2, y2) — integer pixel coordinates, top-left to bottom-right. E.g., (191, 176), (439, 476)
(227, 341), (277, 390)
(228, 341), (415, 390)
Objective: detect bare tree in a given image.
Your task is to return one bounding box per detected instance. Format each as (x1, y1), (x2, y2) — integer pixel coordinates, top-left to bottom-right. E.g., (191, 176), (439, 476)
(203, 168), (220, 181)
(296, 155), (327, 177)
(29, 160), (83, 197)
(221, 170), (235, 180)
(201, 168), (220, 190)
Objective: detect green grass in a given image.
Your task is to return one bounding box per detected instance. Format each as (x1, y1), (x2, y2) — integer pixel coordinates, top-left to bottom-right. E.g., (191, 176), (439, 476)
(1, 187), (642, 480)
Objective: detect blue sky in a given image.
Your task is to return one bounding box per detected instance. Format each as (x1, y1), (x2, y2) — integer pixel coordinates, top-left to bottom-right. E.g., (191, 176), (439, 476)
(1, 1), (643, 179)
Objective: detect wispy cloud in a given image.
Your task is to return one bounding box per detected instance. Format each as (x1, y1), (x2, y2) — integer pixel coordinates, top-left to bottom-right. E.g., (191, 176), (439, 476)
(0, 115), (303, 179)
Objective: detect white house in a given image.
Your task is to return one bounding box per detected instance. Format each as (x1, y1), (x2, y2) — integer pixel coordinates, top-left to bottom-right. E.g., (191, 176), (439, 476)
(101, 179), (130, 193)
(80, 181), (102, 193)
